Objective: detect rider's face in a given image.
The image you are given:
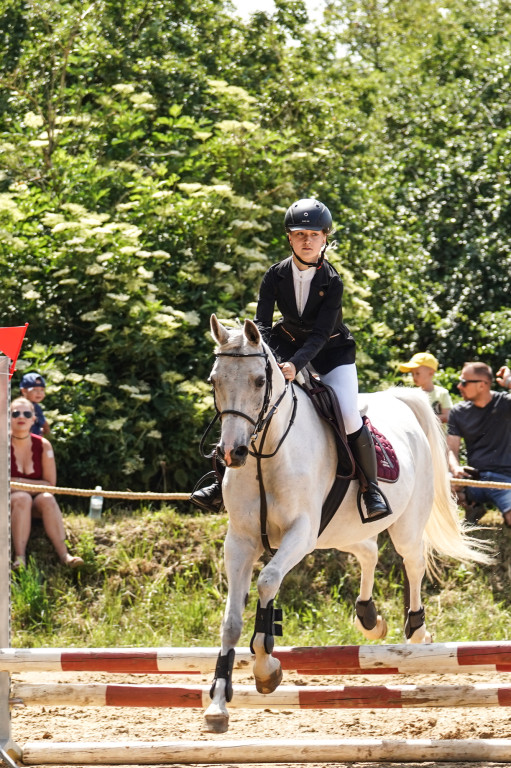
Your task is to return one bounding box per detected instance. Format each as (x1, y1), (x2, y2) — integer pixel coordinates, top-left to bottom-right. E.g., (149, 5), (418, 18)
(288, 229), (326, 267)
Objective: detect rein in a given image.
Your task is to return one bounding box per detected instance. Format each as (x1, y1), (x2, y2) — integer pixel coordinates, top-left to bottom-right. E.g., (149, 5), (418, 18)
(249, 382), (297, 557)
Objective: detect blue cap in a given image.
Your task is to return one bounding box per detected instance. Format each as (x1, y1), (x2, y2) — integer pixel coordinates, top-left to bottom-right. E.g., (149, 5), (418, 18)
(20, 372), (46, 389)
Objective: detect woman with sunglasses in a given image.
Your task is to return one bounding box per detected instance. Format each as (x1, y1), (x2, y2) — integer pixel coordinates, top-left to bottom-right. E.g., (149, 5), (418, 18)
(10, 397), (84, 569)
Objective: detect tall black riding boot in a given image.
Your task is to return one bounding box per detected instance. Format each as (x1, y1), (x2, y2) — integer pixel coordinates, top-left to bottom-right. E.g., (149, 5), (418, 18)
(189, 481), (223, 513)
(349, 425), (390, 519)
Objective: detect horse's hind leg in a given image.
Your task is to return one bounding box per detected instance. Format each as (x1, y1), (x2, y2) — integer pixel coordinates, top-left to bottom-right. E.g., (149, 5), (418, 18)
(346, 539), (388, 641)
(204, 532), (257, 734)
(401, 554), (431, 644)
(389, 521), (432, 644)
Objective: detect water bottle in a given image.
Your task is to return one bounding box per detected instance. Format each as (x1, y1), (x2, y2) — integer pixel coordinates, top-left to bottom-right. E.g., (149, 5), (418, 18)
(88, 485), (103, 520)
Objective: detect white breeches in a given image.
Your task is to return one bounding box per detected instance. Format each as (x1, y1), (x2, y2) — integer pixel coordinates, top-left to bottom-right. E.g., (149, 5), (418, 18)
(315, 363), (363, 436)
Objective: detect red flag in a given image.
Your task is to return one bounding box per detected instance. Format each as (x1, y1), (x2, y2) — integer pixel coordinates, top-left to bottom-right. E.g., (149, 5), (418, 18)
(0, 324), (29, 378)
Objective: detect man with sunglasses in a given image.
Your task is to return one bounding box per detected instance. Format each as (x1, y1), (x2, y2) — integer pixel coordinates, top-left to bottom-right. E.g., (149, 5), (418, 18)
(447, 362), (511, 527)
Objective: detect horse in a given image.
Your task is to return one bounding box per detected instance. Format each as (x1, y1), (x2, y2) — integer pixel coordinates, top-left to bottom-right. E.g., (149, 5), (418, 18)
(203, 314), (491, 733)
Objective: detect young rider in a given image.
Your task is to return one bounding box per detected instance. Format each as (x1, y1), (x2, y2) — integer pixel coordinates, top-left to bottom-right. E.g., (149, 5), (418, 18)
(190, 198), (388, 519)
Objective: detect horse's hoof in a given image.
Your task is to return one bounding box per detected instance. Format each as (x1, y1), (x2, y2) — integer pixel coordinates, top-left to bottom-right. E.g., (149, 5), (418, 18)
(255, 663), (283, 694)
(406, 626), (431, 644)
(203, 712), (229, 734)
(377, 617), (388, 640)
(355, 615), (388, 641)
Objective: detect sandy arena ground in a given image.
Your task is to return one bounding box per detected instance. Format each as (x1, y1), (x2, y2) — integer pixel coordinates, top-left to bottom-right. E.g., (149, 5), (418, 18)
(8, 666), (511, 768)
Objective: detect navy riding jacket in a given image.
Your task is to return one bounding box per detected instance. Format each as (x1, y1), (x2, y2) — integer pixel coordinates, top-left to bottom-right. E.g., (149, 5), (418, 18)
(254, 256), (356, 375)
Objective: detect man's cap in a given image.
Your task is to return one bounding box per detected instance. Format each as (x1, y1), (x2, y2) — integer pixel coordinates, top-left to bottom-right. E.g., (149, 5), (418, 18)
(399, 352), (439, 372)
(20, 372), (46, 389)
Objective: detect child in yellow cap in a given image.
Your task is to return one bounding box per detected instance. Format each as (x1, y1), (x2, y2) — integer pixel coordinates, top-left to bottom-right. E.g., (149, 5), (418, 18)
(399, 352), (453, 423)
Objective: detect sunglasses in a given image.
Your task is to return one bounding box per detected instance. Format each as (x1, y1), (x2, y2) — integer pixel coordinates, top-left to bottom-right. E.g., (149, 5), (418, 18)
(11, 410), (33, 418)
(458, 379), (483, 387)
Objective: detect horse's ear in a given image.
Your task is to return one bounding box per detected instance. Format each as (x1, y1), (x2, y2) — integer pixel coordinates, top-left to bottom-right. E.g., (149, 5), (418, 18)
(210, 314), (230, 346)
(244, 319), (261, 347)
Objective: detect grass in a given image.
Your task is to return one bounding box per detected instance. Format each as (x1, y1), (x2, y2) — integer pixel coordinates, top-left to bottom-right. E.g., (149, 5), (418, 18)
(10, 505), (511, 648)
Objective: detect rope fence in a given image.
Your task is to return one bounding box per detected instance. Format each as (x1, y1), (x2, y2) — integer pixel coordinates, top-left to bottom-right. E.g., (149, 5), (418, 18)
(10, 483), (189, 501)
(10, 477), (511, 501)
(449, 478), (511, 489)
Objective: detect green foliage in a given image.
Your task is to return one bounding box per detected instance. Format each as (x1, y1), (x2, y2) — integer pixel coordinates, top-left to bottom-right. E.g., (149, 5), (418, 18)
(11, 556), (54, 632)
(1, 0), (510, 491)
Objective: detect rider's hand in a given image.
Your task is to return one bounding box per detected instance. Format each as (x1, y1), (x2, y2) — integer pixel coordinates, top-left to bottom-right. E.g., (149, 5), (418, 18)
(279, 361), (296, 381)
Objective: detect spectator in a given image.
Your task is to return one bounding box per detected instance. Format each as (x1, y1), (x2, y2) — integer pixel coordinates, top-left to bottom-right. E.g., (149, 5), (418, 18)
(19, 371), (50, 436)
(10, 396), (83, 569)
(447, 362), (511, 527)
(399, 352), (453, 423)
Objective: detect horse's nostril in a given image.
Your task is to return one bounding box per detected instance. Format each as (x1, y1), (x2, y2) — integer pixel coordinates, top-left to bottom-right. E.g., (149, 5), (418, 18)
(234, 445), (249, 459)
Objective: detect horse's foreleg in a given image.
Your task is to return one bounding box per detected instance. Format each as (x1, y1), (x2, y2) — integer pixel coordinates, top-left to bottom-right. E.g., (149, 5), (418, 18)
(251, 521), (315, 694)
(203, 533), (257, 734)
(347, 539), (388, 641)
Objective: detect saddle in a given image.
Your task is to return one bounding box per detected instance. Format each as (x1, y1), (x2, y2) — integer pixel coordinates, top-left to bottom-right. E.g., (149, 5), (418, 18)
(298, 368), (399, 535)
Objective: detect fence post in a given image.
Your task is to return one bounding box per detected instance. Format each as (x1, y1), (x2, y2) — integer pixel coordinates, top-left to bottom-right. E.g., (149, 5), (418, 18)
(0, 356), (21, 762)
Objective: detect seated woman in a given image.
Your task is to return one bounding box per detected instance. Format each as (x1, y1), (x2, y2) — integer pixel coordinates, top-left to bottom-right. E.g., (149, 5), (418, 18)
(10, 396), (84, 569)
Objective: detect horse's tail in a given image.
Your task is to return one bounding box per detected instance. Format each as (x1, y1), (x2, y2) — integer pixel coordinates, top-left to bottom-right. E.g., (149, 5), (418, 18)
(391, 387), (493, 575)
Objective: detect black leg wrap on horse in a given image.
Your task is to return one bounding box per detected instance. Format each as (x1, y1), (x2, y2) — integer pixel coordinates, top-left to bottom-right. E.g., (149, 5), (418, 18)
(355, 597), (378, 631)
(209, 648), (235, 702)
(405, 606), (425, 640)
(249, 599), (283, 655)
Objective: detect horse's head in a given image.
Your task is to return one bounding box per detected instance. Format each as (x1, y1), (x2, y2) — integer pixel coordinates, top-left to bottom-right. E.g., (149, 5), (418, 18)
(210, 314), (279, 468)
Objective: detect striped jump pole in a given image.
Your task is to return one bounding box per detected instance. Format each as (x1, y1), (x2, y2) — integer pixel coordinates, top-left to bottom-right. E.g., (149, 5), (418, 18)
(21, 737), (511, 765)
(11, 681), (511, 709)
(2, 641), (511, 674)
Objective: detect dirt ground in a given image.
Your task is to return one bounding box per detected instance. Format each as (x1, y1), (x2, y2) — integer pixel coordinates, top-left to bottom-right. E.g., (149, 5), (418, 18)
(9, 666), (511, 768)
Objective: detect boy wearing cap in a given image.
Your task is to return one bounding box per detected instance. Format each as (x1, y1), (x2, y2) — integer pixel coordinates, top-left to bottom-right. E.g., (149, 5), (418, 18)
(399, 352), (453, 423)
(19, 372), (50, 436)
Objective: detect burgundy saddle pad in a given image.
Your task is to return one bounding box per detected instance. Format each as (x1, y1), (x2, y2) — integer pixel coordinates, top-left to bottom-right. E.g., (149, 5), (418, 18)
(364, 416), (400, 483)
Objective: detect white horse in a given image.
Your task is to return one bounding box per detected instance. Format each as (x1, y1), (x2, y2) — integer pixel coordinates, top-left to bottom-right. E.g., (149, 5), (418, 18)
(204, 315), (491, 733)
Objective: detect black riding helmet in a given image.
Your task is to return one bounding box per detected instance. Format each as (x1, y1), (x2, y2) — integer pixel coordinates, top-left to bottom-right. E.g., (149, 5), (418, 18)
(284, 198), (333, 234)
(284, 198), (332, 269)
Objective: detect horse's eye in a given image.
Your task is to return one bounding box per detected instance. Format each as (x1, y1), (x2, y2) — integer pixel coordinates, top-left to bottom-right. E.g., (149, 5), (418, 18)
(255, 375), (265, 388)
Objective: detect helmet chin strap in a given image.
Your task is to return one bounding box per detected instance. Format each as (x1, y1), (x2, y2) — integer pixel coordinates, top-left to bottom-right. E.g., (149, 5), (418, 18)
(291, 242), (327, 270)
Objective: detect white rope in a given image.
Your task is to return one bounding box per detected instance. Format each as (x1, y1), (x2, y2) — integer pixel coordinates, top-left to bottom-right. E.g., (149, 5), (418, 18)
(9, 477), (511, 500)
(449, 478), (511, 490)
(10, 483), (189, 500)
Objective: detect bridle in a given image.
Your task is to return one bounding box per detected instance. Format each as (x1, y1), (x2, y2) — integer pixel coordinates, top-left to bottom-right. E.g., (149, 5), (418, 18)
(200, 347), (297, 460)
(200, 345), (298, 557)
(216, 350), (275, 440)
